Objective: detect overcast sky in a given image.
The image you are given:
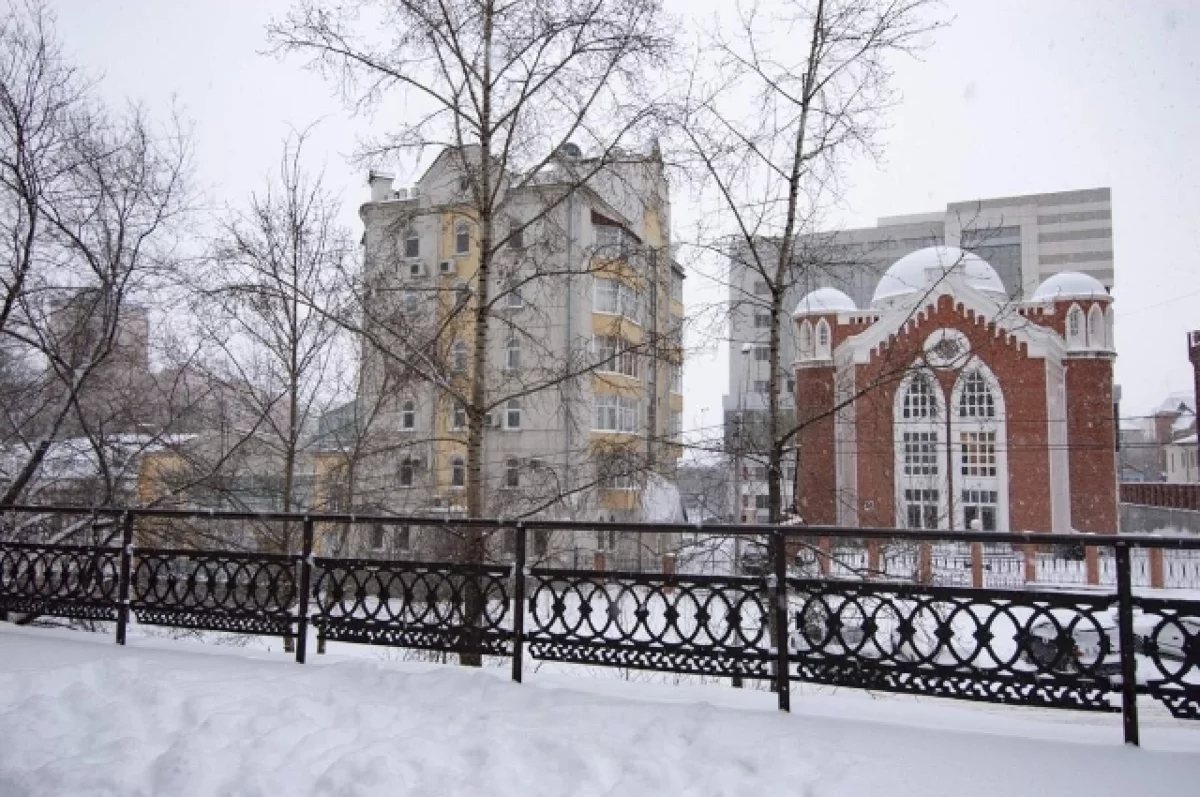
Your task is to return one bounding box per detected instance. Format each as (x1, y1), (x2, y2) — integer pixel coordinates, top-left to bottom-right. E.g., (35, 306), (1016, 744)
(49, 0), (1200, 430)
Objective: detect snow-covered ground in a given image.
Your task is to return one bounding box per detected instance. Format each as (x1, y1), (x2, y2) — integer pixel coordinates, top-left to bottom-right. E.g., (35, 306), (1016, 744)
(1, 625), (1198, 797)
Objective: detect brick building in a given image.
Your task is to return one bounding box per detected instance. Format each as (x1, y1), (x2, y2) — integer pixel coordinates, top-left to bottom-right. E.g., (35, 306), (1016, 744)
(794, 246), (1117, 534)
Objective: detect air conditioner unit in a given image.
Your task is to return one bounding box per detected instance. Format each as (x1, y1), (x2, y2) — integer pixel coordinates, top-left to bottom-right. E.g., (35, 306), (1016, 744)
(439, 260), (455, 275)
(409, 262), (427, 278)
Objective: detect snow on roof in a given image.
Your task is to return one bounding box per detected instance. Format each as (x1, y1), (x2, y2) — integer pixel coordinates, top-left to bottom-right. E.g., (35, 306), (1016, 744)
(1169, 433), (1198, 445)
(1158, 391), (1196, 415)
(870, 246), (1005, 308)
(793, 287), (857, 316)
(1030, 271), (1110, 302)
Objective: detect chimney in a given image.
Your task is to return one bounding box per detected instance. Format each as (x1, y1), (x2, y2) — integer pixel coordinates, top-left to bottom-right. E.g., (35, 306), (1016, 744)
(368, 170), (395, 203)
(1190, 330), (1200, 421)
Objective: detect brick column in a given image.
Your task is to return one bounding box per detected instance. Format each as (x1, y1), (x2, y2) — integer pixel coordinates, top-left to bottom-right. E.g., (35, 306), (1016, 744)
(1085, 545), (1100, 586)
(1150, 548), (1165, 589)
(918, 542), (933, 586)
(594, 551), (606, 573)
(818, 537), (832, 576)
(971, 543), (984, 589)
(662, 553), (676, 594)
(867, 539), (881, 580)
(1023, 534), (1038, 585)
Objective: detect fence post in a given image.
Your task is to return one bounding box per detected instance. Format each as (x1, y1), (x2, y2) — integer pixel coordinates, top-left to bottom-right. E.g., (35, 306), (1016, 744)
(1114, 542), (1140, 747)
(970, 542), (984, 589)
(511, 522), (527, 684)
(115, 510), (134, 645)
(295, 517), (314, 665)
(772, 529), (791, 712)
(1149, 548), (1165, 589)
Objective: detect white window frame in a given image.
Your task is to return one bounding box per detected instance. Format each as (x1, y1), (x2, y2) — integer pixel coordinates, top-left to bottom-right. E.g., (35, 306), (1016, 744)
(404, 229), (419, 259)
(450, 455), (465, 488)
(455, 220), (471, 255)
(504, 337), (521, 372)
(593, 394), (640, 433)
(504, 398), (521, 429)
(894, 369), (948, 529)
(503, 458), (520, 489)
(950, 363), (1008, 532)
(400, 399), (416, 431)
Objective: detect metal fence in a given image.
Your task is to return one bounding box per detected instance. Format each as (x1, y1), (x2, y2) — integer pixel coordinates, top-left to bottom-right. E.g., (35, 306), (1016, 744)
(2, 505), (1199, 747)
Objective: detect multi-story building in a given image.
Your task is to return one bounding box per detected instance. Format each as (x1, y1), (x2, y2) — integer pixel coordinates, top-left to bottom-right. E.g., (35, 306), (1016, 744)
(347, 144), (684, 561)
(724, 188), (1114, 520)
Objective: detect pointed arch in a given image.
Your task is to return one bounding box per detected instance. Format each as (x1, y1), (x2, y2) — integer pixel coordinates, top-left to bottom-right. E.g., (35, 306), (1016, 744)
(1066, 303), (1086, 349)
(815, 318), (832, 359)
(1087, 304), (1105, 350)
(798, 319), (814, 360)
(894, 368), (947, 530)
(950, 361), (1009, 532)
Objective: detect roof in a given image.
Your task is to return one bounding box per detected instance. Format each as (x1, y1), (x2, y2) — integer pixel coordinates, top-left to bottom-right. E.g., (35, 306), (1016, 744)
(871, 246), (1005, 308)
(1030, 271), (1110, 302)
(793, 287), (857, 316)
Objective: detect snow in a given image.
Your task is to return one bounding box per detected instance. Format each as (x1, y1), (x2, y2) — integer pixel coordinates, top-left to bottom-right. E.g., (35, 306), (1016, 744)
(871, 246), (1006, 307)
(1030, 271), (1110, 302)
(2, 625), (1199, 796)
(793, 286), (857, 315)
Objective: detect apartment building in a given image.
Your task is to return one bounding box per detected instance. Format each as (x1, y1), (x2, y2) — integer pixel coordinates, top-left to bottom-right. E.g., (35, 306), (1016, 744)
(346, 145), (684, 560)
(724, 187), (1114, 520)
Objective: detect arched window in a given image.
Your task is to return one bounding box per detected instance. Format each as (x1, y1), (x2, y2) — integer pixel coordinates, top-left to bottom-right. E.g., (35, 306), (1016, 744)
(399, 457), (415, 487)
(1066, 303), (1085, 348)
(450, 455), (465, 488)
(958, 371), (995, 418)
(505, 336), (521, 371)
(1087, 304), (1105, 350)
(455, 220), (471, 255)
(404, 228), (419, 259)
(902, 372), (938, 419)
(504, 458), (520, 488)
(815, 319), (831, 359)
(400, 399), (416, 430)
(798, 320), (814, 359)
(452, 340), (468, 372)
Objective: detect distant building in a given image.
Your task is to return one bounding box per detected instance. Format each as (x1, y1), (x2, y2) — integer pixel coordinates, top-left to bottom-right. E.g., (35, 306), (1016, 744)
(725, 187), (1114, 521)
(793, 247), (1117, 533)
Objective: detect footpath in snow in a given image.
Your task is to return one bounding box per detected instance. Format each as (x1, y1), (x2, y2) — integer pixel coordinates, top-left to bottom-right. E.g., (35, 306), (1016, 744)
(1, 625), (1198, 797)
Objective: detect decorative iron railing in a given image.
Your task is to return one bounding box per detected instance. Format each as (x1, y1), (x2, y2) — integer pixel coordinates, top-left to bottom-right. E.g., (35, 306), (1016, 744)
(1, 505), (1199, 746)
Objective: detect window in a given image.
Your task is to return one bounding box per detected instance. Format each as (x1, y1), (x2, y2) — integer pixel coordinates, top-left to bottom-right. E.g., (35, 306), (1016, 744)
(798, 320), (814, 359)
(904, 489), (940, 530)
(958, 371), (995, 418)
(594, 335), (639, 378)
(786, 377), (795, 394)
(400, 399), (416, 430)
(452, 401), (466, 431)
(505, 283), (524, 308)
(595, 224), (627, 255)
(454, 281), (470, 307)
(753, 345), (770, 362)
(369, 524), (386, 550)
(903, 373), (938, 419)
(960, 431), (997, 477)
(754, 380), (770, 393)
(504, 458), (520, 488)
(1088, 304), (1105, 349)
(397, 525), (411, 550)
(532, 529), (549, 556)
(1066, 303), (1085, 348)
(754, 495), (770, 509)
(399, 458), (415, 487)
(815, 319), (831, 358)
(450, 455), (465, 488)
(754, 313), (770, 328)
(594, 278), (642, 322)
(455, 221), (470, 255)
(452, 340), (468, 372)
(404, 229), (419, 259)
(458, 175), (470, 192)
(593, 394), (640, 432)
(505, 336), (521, 371)
(404, 291), (419, 314)
(962, 489), (998, 531)
(903, 432), (939, 476)
(505, 398), (521, 429)
(508, 220), (524, 250)
(753, 280), (769, 296)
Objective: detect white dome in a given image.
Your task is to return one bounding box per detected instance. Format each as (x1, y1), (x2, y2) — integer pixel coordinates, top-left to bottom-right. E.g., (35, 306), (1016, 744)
(871, 246), (1006, 308)
(793, 287), (857, 316)
(1030, 271), (1110, 302)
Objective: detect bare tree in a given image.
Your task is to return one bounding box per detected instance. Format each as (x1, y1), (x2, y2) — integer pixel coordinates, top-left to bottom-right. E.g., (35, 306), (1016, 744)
(672, 0), (941, 524)
(0, 1), (190, 508)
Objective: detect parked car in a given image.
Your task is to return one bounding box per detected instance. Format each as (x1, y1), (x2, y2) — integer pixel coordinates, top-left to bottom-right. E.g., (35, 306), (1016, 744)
(1133, 616), (1200, 663)
(1021, 615), (1122, 677)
